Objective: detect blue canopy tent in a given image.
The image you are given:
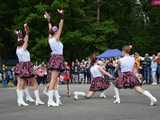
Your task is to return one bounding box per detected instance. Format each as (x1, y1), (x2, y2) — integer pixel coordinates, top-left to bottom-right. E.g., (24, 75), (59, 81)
(97, 49), (122, 59)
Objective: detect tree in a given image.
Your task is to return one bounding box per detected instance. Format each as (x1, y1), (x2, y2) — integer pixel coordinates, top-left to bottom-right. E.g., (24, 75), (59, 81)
(0, 0), (160, 64)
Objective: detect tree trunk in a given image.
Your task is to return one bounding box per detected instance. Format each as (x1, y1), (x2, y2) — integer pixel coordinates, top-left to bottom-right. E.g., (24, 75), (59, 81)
(97, 0), (101, 23)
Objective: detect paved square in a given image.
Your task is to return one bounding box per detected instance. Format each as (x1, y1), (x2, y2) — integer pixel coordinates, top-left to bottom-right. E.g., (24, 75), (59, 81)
(0, 85), (160, 120)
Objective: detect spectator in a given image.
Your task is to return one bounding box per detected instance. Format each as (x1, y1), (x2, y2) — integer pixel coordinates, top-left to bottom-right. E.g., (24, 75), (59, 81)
(141, 53), (152, 84)
(2, 64), (8, 87)
(6, 67), (14, 87)
(155, 52), (160, 84)
(70, 62), (74, 84)
(134, 53), (143, 83)
(86, 62), (91, 84)
(79, 63), (85, 84)
(43, 64), (48, 84)
(12, 66), (17, 86)
(72, 61), (79, 84)
(63, 61), (71, 97)
(0, 70), (2, 84)
(105, 59), (116, 78)
(151, 55), (157, 85)
(35, 64), (46, 86)
(84, 62), (88, 84)
(134, 52), (142, 74)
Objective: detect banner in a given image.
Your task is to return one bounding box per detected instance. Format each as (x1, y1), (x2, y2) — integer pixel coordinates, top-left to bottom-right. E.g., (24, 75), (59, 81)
(151, 0), (160, 6)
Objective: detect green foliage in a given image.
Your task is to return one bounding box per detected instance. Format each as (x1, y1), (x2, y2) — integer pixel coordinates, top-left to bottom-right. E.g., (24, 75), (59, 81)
(0, 0), (160, 63)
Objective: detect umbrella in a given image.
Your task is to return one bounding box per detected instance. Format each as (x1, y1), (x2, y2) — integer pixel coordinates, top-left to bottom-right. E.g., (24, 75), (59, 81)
(97, 49), (122, 59)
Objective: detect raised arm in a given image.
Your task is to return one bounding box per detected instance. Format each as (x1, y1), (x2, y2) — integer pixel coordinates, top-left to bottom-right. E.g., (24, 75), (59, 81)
(44, 11), (52, 38)
(22, 23), (29, 49)
(54, 9), (64, 40)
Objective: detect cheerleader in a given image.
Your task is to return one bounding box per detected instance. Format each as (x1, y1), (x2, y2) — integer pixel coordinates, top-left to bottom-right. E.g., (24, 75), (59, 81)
(115, 45), (157, 106)
(44, 9), (64, 107)
(14, 23), (44, 106)
(74, 53), (119, 100)
(98, 60), (120, 103)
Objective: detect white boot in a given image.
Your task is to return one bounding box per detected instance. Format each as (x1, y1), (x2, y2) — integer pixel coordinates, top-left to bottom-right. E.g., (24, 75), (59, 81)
(34, 90), (45, 106)
(47, 90), (58, 107)
(113, 87), (120, 104)
(24, 87), (35, 102)
(17, 89), (29, 107)
(142, 90), (157, 106)
(99, 91), (106, 98)
(54, 90), (63, 106)
(43, 86), (49, 96)
(74, 91), (86, 100)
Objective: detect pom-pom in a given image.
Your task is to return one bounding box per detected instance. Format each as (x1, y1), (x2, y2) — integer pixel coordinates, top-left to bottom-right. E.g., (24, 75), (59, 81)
(44, 11), (50, 20)
(24, 23), (29, 33)
(44, 14), (47, 19)
(15, 29), (19, 35)
(16, 30), (23, 41)
(129, 45), (133, 49)
(57, 9), (64, 19)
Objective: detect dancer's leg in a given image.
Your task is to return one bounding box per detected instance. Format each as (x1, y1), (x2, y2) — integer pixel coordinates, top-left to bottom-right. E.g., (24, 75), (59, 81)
(134, 86), (157, 106)
(16, 77), (28, 106)
(113, 86), (120, 104)
(47, 71), (59, 107)
(67, 81), (70, 97)
(31, 78), (44, 105)
(74, 91), (95, 100)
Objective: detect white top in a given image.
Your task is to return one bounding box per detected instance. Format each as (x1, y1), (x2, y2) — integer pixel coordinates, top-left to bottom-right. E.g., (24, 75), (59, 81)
(49, 37), (63, 55)
(16, 47), (31, 62)
(119, 55), (135, 72)
(151, 61), (157, 72)
(90, 64), (103, 78)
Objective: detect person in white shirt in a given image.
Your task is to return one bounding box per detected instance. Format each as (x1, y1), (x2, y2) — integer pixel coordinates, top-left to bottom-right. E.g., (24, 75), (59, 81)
(14, 24), (44, 107)
(115, 45), (157, 106)
(151, 55), (157, 85)
(44, 9), (64, 107)
(74, 53), (120, 102)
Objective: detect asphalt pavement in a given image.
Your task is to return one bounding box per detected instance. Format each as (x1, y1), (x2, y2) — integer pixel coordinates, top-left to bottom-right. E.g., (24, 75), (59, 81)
(0, 84), (160, 120)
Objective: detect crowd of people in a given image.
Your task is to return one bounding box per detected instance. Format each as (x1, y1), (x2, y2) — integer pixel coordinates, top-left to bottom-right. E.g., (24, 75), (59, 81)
(0, 64), (15, 87)
(0, 52), (160, 87)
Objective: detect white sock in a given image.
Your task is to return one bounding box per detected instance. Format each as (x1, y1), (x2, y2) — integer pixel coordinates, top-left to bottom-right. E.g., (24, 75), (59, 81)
(20, 90), (25, 102)
(74, 91), (86, 97)
(114, 87), (120, 101)
(34, 90), (41, 101)
(142, 90), (156, 101)
(16, 89), (20, 102)
(16, 89), (29, 106)
(100, 90), (106, 95)
(54, 90), (61, 104)
(24, 87), (33, 99)
(54, 90), (60, 98)
(99, 91), (106, 98)
(48, 90), (54, 102)
(22, 90), (25, 100)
